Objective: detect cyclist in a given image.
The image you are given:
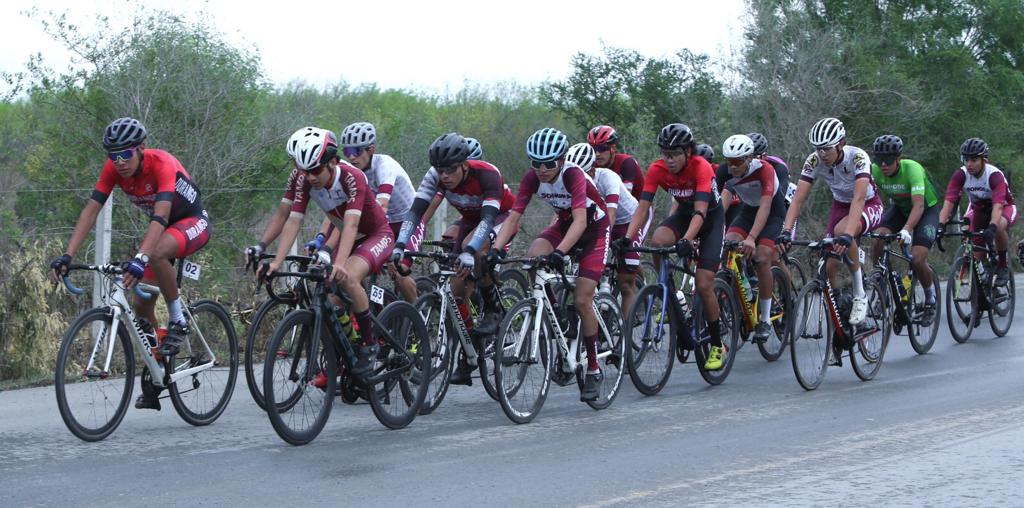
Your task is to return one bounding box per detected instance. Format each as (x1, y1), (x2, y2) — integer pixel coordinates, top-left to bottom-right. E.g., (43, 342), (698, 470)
(869, 134), (942, 324)
(264, 128), (395, 376)
(588, 125), (645, 201)
(624, 123), (728, 371)
(491, 129), (610, 401)
(392, 133), (515, 384)
(748, 132), (795, 204)
(777, 117), (883, 325)
(340, 121), (424, 302)
(50, 117), (211, 410)
(696, 143), (716, 166)
(718, 134), (787, 342)
(938, 137), (1016, 286)
(566, 142), (644, 315)
(421, 137), (485, 242)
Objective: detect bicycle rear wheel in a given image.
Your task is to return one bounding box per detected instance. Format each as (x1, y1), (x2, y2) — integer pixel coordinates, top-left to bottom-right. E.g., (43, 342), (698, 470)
(908, 268), (940, 354)
(414, 293), (454, 415)
(576, 293), (626, 410)
(245, 298), (296, 410)
(757, 266), (792, 362)
(946, 254), (976, 343)
(494, 298), (552, 424)
(791, 281), (831, 390)
(696, 279), (740, 385)
(850, 279), (890, 381)
(478, 286), (524, 401)
(988, 273), (1015, 337)
(55, 308), (135, 442)
(784, 256), (807, 293)
(367, 301), (431, 429)
(625, 284), (676, 396)
(263, 309), (335, 445)
(168, 300), (238, 426)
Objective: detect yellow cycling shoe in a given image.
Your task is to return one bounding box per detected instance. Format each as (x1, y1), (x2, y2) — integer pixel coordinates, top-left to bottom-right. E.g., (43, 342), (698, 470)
(704, 345), (725, 371)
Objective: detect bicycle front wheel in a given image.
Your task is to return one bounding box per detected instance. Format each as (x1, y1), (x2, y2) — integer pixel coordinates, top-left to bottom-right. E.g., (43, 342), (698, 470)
(946, 254), (976, 343)
(55, 308), (135, 442)
(367, 301), (431, 429)
(245, 297), (296, 411)
(415, 293), (454, 415)
(908, 268), (940, 354)
(696, 278), (740, 385)
(850, 278), (890, 381)
(988, 272), (1015, 337)
(791, 281), (831, 390)
(577, 293), (626, 410)
(494, 298), (552, 424)
(167, 300), (238, 426)
(625, 284), (676, 395)
(263, 309), (335, 446)
(477, 286), (524, 402)
(757, 266), (792, 362)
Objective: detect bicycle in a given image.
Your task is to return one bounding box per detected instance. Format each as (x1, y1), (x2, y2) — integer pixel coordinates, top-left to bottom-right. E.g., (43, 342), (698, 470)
(405, 250), (522, 414)
(717, 240), (793, 361)
(491, 255), (626, 424)
(862, 232), (941, 354)
(56, 261), (238, 441)
(788, 238), (890, 390)
(260, 261), (429, 445)
(624, 244), (740, 396)
(938, 219), (1015, 342)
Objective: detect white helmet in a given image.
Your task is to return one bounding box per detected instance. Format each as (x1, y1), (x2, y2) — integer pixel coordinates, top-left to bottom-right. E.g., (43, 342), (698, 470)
(808, 117), (846, 147)
(722, 134), (755, 158)
(286, 126), (317, 158)
(340, 122), (376, 148)
(465, 137), (483, 160)
(565, 143), (596, 172)
(293, 129), (338, 171)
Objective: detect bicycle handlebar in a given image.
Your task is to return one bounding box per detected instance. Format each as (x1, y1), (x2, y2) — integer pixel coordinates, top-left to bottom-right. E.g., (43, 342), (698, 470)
(393, 250), (458, 277)
(60, 263), (153, 299)
(787, 238), (854, 266)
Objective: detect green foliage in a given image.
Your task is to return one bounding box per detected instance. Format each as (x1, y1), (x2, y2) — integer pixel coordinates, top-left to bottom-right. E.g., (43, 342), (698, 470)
(0, 240), (65, 382)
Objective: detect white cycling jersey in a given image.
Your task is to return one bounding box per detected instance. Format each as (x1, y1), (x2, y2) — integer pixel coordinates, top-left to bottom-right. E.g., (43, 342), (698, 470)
(800, 145), (877, 203)
(591, 167), (637, 225)
(364, 154), (416, 224)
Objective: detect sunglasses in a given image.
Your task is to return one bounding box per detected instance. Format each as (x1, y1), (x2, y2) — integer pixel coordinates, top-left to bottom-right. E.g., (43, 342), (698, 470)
(342, 146), (365, 158)
(591, 144), (612, 153)
(725, 157), (746, 167)
(307, 163), (330, 176)
(107, 148), (136, 163)
(530, 159), (559, 170)
(661, 150), (686, 160)
(815, 145), (837, 154)
(437, 163), (463, 175)
(876, 155), (899, 166)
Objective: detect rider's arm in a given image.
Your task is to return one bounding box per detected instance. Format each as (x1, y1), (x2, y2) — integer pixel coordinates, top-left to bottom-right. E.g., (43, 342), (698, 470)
(990, 171), (1009, 224)
(553, 167), (592, 253)
(682, 200), (707, 242)
(463, 168), (506, 255)
(259, 202), (292, 247)
(64, 199), (104, 258)
(557, 207), (589, 253)
(419, 192), (444, 228)
(334, 213), (360, 263)
(720, 189), (733, 213)
(627, 198), (653, 241)
(682, 165), (713, 242)
(902, 163), (928, 231)
(783, 180), (812, 232)
(844, 178), (869, 238)
(138, 200), (171, 257)
(492, 211), (522, 251)
(271, 216), (303, 267)
(938, 169), (966, 223)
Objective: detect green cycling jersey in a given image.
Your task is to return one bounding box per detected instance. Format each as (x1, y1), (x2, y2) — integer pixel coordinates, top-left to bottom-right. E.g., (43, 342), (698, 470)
(871, 159), (940, 215)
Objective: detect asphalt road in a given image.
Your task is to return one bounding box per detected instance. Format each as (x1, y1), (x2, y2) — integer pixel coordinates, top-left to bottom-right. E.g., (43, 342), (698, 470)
(2, 283), (1023, 507)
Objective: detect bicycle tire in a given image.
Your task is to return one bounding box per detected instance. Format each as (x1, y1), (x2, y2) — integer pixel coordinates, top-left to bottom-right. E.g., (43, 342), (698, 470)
(499, 267), (530, 298)
(494, 298), (552, 424)
(575, 293), (626, 410)
(784, 256), (807, 293)
(415, 293), (454, 415)
(55, 308), (135, 442)
(367, 301), (431, 429)
(757, 266), (792, 362)
(696, 278), (740, 385)
(625, 284), (676, 396)
(988, 272), (1015, 337)
(167, 300), (238, 426)
(790, 281), (831, 391)
(244, 298), (296, 411)
(850, 278), (890, 381)
(478, 287), (524, 402)
(946, 253), (976, 343)
(908, 268), (940, 354)
(263, 309), (335, 445)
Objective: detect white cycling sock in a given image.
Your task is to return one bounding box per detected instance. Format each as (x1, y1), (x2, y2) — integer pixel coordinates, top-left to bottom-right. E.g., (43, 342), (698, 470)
(760, 298), (772, 323)
(167, 298), (185, 325)
(924, 284), (936, 304)
(852, 268), (865, 298)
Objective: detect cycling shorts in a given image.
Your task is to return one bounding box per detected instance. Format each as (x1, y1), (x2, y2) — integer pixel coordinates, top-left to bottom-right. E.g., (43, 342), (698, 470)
(538, 217), (610, 282)
(657, 206), (725, 272)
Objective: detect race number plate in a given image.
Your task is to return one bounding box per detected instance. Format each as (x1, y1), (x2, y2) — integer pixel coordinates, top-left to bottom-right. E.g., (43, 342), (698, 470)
(182, 260), (201, 281)
(370, 285), (385, 305)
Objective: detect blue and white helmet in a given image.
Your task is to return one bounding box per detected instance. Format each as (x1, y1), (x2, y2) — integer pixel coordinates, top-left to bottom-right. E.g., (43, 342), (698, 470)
(340, 122), (376, 148)
(565, 143), (596, 172)
(465, 137), (483, 160)
(526, 127), (568, 162)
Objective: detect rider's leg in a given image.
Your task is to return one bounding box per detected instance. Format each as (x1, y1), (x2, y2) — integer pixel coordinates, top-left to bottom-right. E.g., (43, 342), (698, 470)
(617, 270), (637, 317)
(575, 277), (600, 371)
(754, 244), (775, 323)
(833, 215), (865, 298)
(134, 233), (181, 326)
(696, 268), (721, 345)
(650, 225), (679, 270)
(338, 256), (373, 343)
(870, 226), (892, 267)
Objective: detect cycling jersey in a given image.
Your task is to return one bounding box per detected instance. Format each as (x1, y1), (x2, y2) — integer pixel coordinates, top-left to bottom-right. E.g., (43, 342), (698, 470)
(944, 163), (1016, 210)
(92, 149), (205, 223)
(715, 164), (742, 209)
(591, 168), (637, 226)
(363, 154), (417, 224)
(289, 163), (391, 238)
(720, 159), (785, 213)
(281, 167), (307, 208)
(413, 160), (514, 222)
(800, 145), (877, 203)
(871, 159), (940, 215)
(512, 164), (607, 223)
(604, 153), (645, 200)
(642, 155), (721, 212)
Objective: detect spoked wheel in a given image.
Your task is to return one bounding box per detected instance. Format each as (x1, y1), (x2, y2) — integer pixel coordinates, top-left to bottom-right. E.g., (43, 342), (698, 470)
(757, 266), (792, 362)
(784, 256), (808, 293)
(167, 300), (238, 426)
(988, 272), (1015, 337)
(625, 284), (676, 396)
(695, 279), (740, 385)
(498, 268), (530, 299)
(414, 293), (454, 415)
(55, 308), (135, 442)
(477, 287), (524, 402)
(263, 309), (335, 446)
(908, 268), (941, 354)
(575, 293), (626, 410)
(850, 279), (890, 381)
(366, 301), (431, 429)
(946, 254), (977, 343)
(494, 298), (553, 424)
(244, 297), (297, 411)
(790, 281), (831, 391)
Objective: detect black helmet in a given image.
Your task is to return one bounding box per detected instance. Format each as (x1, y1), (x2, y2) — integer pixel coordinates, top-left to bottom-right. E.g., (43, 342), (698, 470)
(103, 117), (147, 150)
(429, 132), (470, 168)
(747, 132), (769, 156)
(872, 135), (904, 156)
(657, 123), (694, 149)
(960, 137), (988, 158)
(695, 143), (715, 161)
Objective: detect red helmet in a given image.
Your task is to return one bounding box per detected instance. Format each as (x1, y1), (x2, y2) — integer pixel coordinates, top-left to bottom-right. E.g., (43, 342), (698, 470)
(587, 125), (618, 146)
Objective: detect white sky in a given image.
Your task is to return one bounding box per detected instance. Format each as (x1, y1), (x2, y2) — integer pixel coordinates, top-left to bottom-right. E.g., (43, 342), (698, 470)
(1, 0), (747, 96)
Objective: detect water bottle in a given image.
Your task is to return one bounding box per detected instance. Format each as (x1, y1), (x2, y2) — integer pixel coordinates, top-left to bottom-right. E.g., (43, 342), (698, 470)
(335, 308), (359, 343)
(900, 274), (912, 303)
(976, 262), (988, 283)
(676, 289), (689, 315)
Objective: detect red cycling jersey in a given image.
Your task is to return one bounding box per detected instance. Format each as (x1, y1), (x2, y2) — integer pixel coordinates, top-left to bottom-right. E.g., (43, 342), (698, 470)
(605, 153), (645, 201)
(92, 149), (205, 222)
(641, 155), (720, 211)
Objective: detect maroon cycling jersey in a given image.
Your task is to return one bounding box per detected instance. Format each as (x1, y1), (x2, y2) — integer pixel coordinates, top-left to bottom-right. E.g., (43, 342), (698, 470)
(511, 164), (607, 223)
(605, 152), (645, 200)
(413, 159), (514, 222)
(280, 167), (307, 208)
(642, 155), (720, 212)
(289, 163), (390, 237)
(92, 149), (205, 223)
(944, 164), (1015, 210)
